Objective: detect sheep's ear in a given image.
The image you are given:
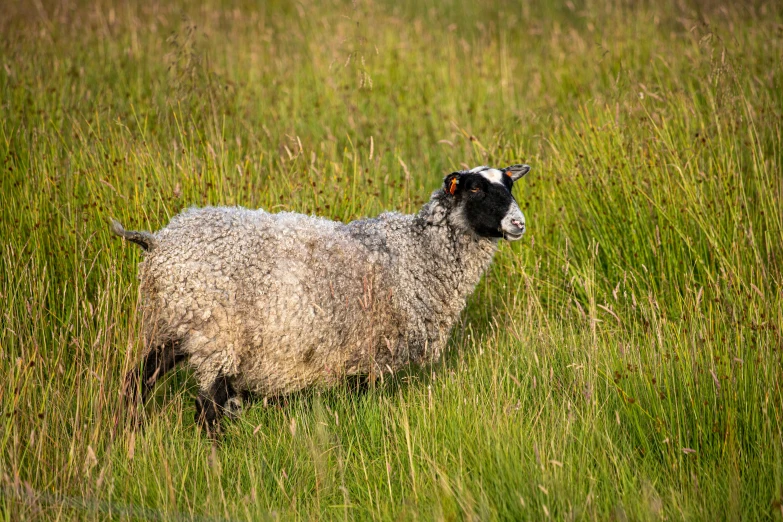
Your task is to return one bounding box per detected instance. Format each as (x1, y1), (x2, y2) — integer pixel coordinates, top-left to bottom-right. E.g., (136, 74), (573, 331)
(503, 164), (530, 182)
(444, 172), (462, 196)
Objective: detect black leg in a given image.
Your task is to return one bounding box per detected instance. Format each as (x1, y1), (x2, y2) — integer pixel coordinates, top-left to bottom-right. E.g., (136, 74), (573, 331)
(124, 340), (184, 407)
(194, 374), (236, 437)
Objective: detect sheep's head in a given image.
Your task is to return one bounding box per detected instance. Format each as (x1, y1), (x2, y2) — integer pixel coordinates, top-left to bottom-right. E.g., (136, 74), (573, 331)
(443, 164), (530, 241)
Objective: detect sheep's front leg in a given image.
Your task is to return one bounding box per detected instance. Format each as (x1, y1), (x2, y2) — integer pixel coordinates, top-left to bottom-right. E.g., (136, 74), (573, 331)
(194, 374), (237, 436)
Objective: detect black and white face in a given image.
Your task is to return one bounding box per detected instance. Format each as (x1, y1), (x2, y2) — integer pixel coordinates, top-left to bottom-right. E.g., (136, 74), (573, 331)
(444, 164), (530, 241)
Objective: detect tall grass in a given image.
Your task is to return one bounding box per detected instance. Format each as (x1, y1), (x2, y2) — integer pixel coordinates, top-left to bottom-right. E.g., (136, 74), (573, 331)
(1, 0), (782, 519)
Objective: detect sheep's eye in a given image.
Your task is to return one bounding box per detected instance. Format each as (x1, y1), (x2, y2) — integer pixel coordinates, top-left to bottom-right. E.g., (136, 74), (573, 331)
(470, 187), (481, 193)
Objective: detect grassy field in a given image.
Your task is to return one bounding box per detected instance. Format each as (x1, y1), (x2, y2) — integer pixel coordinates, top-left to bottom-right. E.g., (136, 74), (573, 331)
(1, 0), (782, 519)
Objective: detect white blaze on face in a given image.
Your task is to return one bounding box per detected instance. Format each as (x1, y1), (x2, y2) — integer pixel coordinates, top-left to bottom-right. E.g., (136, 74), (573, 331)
(470, 166), (506, 186)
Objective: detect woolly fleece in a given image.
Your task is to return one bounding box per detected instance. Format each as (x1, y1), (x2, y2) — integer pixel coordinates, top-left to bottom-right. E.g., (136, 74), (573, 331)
(136, 189), (500, 397)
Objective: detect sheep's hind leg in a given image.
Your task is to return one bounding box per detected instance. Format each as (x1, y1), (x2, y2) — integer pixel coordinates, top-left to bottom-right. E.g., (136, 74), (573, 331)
(124, 339), (185, 408)
(194, 374), (238, 437)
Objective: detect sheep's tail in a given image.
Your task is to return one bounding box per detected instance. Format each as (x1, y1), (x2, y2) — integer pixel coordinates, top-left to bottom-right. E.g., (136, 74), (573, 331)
(110, 218), (156, 251)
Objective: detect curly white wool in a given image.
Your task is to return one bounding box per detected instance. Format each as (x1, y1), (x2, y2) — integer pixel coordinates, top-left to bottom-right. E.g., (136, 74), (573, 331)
(136, 191), (496, 397)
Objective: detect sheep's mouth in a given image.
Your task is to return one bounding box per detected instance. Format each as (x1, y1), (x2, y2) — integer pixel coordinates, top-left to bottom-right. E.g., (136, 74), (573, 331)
(499, 215), (525, 241)
(500, 220), (525, 241)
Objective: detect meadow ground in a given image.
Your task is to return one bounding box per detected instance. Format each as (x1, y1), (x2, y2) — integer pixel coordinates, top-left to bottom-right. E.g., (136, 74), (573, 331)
(1, 0), (782, 520)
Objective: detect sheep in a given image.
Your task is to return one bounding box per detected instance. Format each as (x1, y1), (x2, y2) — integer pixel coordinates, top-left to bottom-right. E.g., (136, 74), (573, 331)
(113, 163), (530, 434)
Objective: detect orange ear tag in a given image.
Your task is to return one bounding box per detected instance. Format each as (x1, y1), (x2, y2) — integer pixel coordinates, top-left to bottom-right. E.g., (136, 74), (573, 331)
(449, 177), (459, 195)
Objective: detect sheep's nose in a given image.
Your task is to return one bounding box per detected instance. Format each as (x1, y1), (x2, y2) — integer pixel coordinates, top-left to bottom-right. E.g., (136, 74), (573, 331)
(500, 216), (526, 240)
(510, 218), (525, 232)
(506, 218), (525, 236)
